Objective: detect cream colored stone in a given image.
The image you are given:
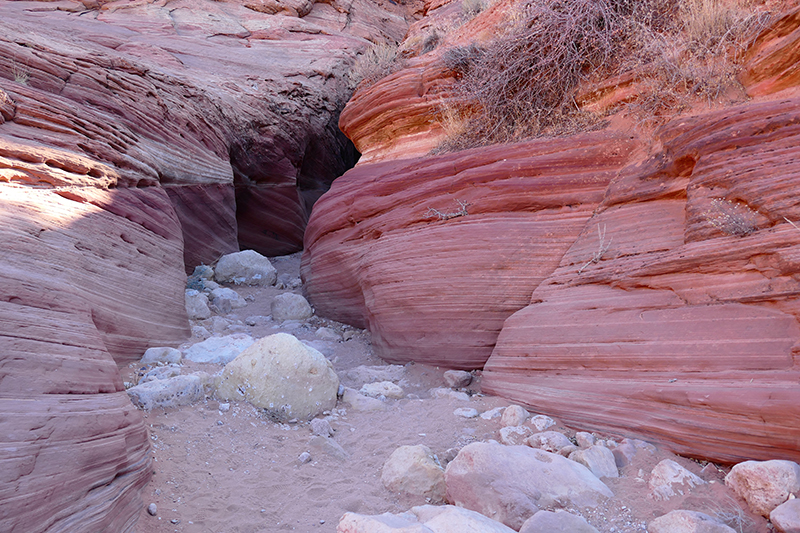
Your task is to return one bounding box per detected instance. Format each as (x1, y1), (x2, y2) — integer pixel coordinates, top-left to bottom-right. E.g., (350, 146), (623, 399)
(726, 460), (800, 516)
(216, 333), (339, 421)
(381, 445), (446, 502)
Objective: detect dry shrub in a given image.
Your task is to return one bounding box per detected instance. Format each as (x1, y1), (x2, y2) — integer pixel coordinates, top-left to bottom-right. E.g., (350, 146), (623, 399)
(348, 43), (402, 91)
(462, 0), (486, 19)
(435, 0), (769, 152)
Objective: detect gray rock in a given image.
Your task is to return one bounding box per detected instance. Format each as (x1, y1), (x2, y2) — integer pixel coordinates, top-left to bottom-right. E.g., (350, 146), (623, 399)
(575, 432), (595, 448)
(140, 365), (181, 383)
(343, 365), (405, 386)
(245, 315), (271, 326)
(725, 460), (800, 516)
(191, 325), (211, 340)
(192, 264), (214, 280)
(500, 425), (532, 446)
(309, 435), (349, 461)
(207, 316), (232, 334)
(480, 407), (504, 420)
(453, 407), (479, 419)
(445, 442), (613, 530)
(141, 347), (182, 365)
(520, 510), (599, 533)
(316, 327), (341, 341)
(338, 505), (516, 533)
(770, 498), (800, 533)
(569, 445), (619, 478)
(530, 415), (555, 431)
(184, 334), (254, 365)
(381, 445), (446, 502)
(147, 503), (157, 516)
(215, 250), (277, 286)
(360, 381), (404, 399)
(430, 388), (469, 401)
(526, 431), (572, 453)
(271, 292), (313, 321)
(650, 459), (705, 500)
(443, 370), (472, 389)
(218, 402), (230, 413)
(127, 372), (214, 410)
(185, 289), (211, 320)
(340, 388), (387, 411)
(298, 451), (312, 464)
(648, 510), (737, 533)
(209, 287), (247, 313)
(501, 405), (529, 427)
(310, 418), (334, 438)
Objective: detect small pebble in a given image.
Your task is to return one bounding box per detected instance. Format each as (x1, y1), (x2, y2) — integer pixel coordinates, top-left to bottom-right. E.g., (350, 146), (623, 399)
(170, 518), (179, 524)
(298, 451), (312, 464)
(147, 503), (157, 516)
(218, 403), (230, 413)
(217, 420), (224, 426)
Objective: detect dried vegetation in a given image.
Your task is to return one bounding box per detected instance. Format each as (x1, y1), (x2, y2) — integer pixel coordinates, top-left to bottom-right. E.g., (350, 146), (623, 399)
(434, 0), (771, 152)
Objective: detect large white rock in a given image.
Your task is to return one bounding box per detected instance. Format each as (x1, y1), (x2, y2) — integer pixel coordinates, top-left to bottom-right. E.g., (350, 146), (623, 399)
(648, 510), (737, 533)
(216, 333), (339, 421)
(649, 459), (706, 500)
(141, 346), (182, 365)
(208, 287), (247, 313)
(445, 442), (613, 530)
(214, 249), (277, 286)
(501, 404), (529, 427)
(337, 505), (516, 533)
(725, 460), (800, 516)
(381, 445), (446, 502)
(127, 372), (214, 410)
(519, 510), (599, 533)
(271, 292), (313, 321)
(770, 498), (800, 533)
(183, 334), (254, 365)
(185, 289), (211, 320)
(569, 445), (619, 478)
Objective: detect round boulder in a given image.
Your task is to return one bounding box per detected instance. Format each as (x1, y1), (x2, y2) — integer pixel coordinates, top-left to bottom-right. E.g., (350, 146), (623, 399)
(381, 444), (446, 502)
(271, 292), (313, 321)
(215, 250), (277, 286)
(216, 333), (339, 421)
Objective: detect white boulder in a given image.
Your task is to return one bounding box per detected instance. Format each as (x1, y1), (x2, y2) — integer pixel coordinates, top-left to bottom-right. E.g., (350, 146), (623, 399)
(208, 287), (247, 313)
(271, 292), (313, 321)
(569, 445), (619, 478)
(649, 459), (706, 500)
(127, 372), (214, 410)
(526, 431), (572, 453)
(648, 510), (737, 533)
(141, 346), (182, 365)
(183, 334), (254, 365)
(725, 460), (800, 516)
(501, 404), (529, 427)
(216, 333), (339, 421)
(770, 498), (800, 533)
(185, 289), (211, 320)
(214, 250), (277, 286)
(381, 445), (446, 502)
(360, 381), (404, 399)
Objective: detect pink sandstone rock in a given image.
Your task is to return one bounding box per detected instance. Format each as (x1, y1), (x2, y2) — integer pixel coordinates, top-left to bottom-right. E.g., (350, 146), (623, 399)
(483, 97), (800, 463)
(741, 5), (800, 96)
(302, 130), (640, 368)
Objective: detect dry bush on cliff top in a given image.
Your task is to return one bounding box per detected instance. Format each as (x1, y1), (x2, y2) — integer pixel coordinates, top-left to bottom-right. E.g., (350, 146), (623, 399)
(435, 0), (769, 152)
(348, 43), (403, 91)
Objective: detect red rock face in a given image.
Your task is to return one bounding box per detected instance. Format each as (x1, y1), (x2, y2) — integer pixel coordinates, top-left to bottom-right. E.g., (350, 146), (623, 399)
(302, 131), (641, 368)
(483, 97), (800, 463)
(0, 0), (412, 530)
(741, 5), (800, 97)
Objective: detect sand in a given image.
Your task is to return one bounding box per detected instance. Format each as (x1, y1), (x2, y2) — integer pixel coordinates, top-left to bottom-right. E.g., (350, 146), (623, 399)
(127, 253), (769, 533)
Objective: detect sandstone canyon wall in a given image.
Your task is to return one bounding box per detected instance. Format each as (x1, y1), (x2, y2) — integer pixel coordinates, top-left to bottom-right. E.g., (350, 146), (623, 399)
(0, 0), (412, 530)
(303, 2), (800, 463)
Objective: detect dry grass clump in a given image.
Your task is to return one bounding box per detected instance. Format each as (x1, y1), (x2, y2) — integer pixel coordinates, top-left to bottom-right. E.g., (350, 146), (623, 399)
(435, 0), (770, 152)
(348, 43), (403, 91)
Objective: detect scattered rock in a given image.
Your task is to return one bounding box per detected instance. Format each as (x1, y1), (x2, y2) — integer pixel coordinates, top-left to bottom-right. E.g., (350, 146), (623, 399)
(139, 365), (181, 383)
(499, 426), (532, 446)
(140, 347), (182, 365)
(649, 459), (706, 500)
(770, 498), (800, 533)
(206, 316), (233, 334)
(277, 273), (302, 289)
(443, 370), (472, 389)
(569, 445), (619, 479)
(147, 503), (158, 516)
(725, 460), (800, 516)
(215, 250), (277, 286)
(309, 435), (349, 461)
(216, 333), (339, 421)
(245, 315), (271, 326)
(191, 325), (211, 339)
(480, 407), (504, 420)
(192, 264), (214, 281)
(575, 432), (595, 448)
(338, 505), (517, 533)
(381, 445), (446, 502)
(343, 365), (406, 386)
(271, 292), (313, 321)
(360, 381), (404, 399)
(558, 445), (579, 458)
(127, 372), (214, 410)
(519, 510), (599, 533)
(430, 388), (470, 401)
(648, 510), (737, 533)
(218, 403), (230, 413)
(209, 287), (247, 313)
(445, 442), (613, 530)
(340, 388), (388, 411)
(183, 334), (254, 365)
(316, 327), (341, 341)
(453, 408), (479, 419)
(185, 289), (212, 320)
(530, 415), (555, 432)
(342, 329), (358, 341)
(310, 418), (334, 438)
(501, 405), (529, 427)
(526, 431), (573, 453)
(298, 451), (312, 464)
